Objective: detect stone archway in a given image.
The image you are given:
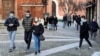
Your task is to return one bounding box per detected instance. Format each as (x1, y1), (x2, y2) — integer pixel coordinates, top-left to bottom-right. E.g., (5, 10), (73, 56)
(52, 1), (56, 16)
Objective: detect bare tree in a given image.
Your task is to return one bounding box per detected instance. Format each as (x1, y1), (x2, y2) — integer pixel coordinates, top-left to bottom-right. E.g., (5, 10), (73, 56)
(59, 0), (86, 15)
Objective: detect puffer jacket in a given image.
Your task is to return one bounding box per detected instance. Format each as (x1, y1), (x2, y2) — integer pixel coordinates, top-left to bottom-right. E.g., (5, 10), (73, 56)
(22, 16), (33, 31)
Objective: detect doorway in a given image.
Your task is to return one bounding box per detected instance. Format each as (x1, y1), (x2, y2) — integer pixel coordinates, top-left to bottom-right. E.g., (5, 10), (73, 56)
(2, 0), (15, 19)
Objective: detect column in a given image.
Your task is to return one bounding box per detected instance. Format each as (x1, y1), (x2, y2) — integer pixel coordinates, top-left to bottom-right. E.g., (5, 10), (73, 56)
(97, 0), (100, 26)
(0, 0), (2, 19)
(15, 0), (18, 18)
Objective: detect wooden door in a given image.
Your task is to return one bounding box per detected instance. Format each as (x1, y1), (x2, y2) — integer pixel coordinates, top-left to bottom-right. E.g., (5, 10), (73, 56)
(2, 0), (15, 19)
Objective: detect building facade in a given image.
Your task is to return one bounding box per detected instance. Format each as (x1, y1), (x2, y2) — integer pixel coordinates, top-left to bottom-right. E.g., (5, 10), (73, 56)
(86, 0), (97, 22)
(0, 0), (86, 20)
(0, 0), (66, 20)
(86, 0), (100, 27)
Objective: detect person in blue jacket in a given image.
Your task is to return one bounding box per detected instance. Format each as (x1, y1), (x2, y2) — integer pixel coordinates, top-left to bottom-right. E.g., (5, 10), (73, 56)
(4, 11), (19, 52)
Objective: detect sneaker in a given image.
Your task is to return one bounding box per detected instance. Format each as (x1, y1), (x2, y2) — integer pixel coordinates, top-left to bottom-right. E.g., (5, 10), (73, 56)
(76, 47), (81, 50)
(34, 52), (37, 55)
(89, 47), (93, 49)
(25, 49), (30, 52)
(9, 49), (13, 52)
(38, 50), (41, 53)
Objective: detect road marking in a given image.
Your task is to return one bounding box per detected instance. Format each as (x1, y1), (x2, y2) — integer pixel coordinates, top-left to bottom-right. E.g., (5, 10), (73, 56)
(92, 52), (100, 56)
(0, 34), (78, 38)
(25, 42), (87, 56)
(0, 39), (79, 44)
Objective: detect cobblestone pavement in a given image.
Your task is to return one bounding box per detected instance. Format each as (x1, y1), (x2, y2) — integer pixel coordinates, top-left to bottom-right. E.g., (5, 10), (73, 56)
(0, 22), (100, 56)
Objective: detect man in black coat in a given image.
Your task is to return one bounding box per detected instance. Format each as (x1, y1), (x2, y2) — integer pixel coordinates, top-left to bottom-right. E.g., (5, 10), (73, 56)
(22, 11), (33, 50)
(53, 16), (58, 30)
(76, 15), (81, 30)
(79, 16), (92, 49)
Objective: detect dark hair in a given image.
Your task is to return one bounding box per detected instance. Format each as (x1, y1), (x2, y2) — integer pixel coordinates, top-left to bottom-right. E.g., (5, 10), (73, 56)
(81, 16), (85, 18)
(26, 10), (30, 13)
(10, 11), (14, 14)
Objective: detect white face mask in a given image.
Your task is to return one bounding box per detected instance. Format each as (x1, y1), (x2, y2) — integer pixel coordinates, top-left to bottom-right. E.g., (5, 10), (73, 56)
(9, 13), (14, 18)
(26, 13), (30, 17)
(26, 15), (30, 17)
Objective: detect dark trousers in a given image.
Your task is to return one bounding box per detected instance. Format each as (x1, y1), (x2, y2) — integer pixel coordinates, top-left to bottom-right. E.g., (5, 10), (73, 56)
(79, 37), (92, 48)
(67, 21), (71, 27)
(54, 24), (57, 30)
(24, 30), (32, 49)
(77, 24), (80, 31)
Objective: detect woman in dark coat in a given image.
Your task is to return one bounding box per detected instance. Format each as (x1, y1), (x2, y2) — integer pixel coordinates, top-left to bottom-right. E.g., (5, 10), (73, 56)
(32, 18), (44, 55)
(79, 16), (92, 49)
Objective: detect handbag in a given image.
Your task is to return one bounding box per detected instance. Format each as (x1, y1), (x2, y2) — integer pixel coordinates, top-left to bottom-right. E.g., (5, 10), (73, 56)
(39, 35), (45, 41)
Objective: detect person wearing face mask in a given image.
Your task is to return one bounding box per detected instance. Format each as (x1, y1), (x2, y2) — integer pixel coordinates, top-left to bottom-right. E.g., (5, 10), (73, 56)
(22, 11), (34, 51)
(4, 11), (19, 52)
(32, 18), (44, 55)
(78, 16), (92, 49)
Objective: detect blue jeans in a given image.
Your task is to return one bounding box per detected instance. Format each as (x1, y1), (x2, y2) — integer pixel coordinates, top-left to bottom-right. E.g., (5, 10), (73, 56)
(91, 32), (97, 39)
(8, 31), (16, 49)
(63, 21), (67, 28)
(33, 35), (40, 52)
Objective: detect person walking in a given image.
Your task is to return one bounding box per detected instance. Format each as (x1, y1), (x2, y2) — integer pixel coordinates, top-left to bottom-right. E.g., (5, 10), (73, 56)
(44, 16), (49, 29)
(32, 18), (44, 55)
(53, 16), (58, 30)
(4, 11), (19, 52)
(48, 16), (53, 30)
(76, 15), (81, 31)
(73, 13), (78, 28)
(79, 16), (92, 49)
(63, 14), (67, 28)
(90, 18), (99, 40)
(73, 13), (78, 23)
(67, 14), (71, 27)
(22, 11), (33, 50)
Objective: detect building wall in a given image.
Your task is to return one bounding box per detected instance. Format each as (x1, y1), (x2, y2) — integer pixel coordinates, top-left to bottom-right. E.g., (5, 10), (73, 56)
(0, 0), (86, 20)
(0, 0), (2, 19)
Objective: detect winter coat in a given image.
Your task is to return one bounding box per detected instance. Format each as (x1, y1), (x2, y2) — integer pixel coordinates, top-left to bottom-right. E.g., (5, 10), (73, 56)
(48, 16), (53, 24)
(4, 17), (19, 31)
(80, 20), (89, 38)
(76, 17), (81, 25)
(63, 15), (67, 21)
(73, 15), (78, 21)
(22, 16), (33, 31)
(44, 17), (49, 25)
(32, 24), (44, 36)
(67, 15), (71, 21)
(90, 21), (99, 32)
